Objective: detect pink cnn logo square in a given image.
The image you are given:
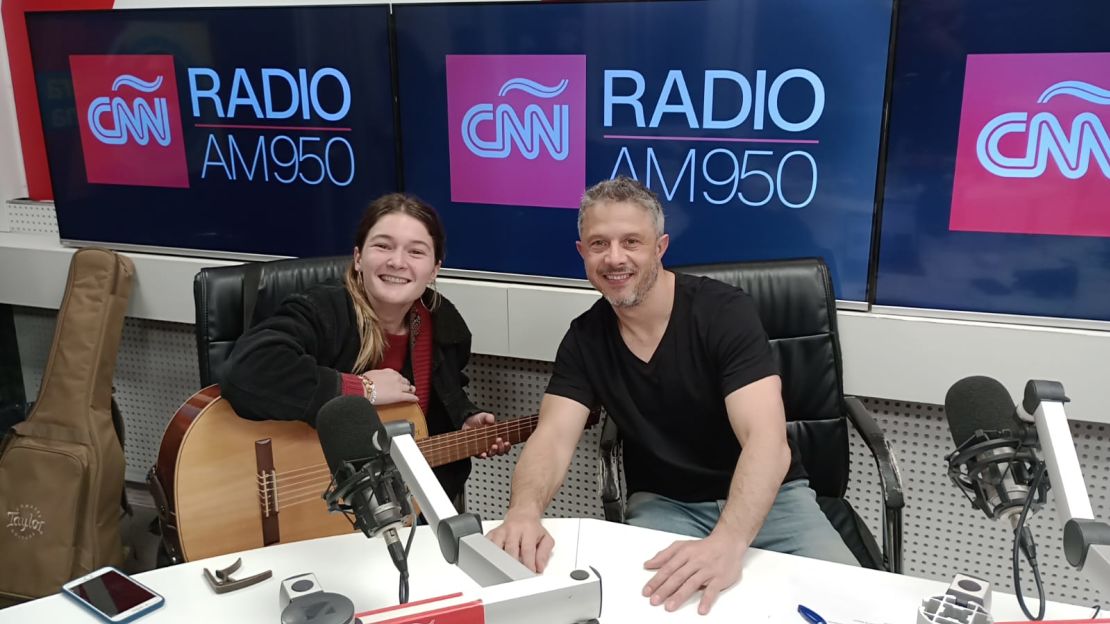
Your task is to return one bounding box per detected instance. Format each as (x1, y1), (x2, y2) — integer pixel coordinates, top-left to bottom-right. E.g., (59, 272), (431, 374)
(950, 53), (1110, 238)
(446, 55), (586, 209)
(70, 55), (189, 188)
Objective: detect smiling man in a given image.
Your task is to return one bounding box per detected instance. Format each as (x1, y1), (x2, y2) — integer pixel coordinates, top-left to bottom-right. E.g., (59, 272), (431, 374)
(488, 177), (857, 615)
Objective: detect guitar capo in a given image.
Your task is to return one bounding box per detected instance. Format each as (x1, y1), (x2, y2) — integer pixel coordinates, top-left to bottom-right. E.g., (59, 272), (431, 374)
(203, 557), (272, 594)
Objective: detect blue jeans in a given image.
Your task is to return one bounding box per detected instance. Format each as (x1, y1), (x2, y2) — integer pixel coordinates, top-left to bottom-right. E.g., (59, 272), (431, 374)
(625, 479), (859, 566)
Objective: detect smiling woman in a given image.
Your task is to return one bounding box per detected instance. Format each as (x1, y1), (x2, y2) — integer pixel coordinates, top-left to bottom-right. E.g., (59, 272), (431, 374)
(220, 193), (510, 507)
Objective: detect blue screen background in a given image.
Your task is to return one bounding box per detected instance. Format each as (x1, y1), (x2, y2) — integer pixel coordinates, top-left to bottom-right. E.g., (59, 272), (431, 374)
(27, 6), (397, 258)
(876, 0), (1110, 320)
(396, 0), (892, 300)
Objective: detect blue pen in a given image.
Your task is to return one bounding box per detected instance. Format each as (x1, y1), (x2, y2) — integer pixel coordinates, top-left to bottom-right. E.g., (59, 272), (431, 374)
(798, 604), (827, 624)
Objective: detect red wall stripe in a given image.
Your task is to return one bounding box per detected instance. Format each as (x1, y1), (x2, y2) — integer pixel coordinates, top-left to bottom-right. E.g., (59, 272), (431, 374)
(2, 0), (114, 200)
(2, 0), (556, 201)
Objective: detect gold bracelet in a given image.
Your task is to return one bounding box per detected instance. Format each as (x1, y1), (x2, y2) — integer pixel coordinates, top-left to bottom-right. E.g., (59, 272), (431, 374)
(360, 376), (377, 405)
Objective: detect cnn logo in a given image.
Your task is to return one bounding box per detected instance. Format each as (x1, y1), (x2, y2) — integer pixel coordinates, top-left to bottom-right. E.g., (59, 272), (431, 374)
(446, 55), (585, 209)
(951, 53), (1110, 238)
(70, 55), (189, 188)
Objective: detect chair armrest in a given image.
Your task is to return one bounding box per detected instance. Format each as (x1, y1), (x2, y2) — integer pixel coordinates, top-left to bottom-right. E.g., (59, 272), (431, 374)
(844, 396), (904, 511)
(597, 414), (625, 523)
(845, 396), (905, 573)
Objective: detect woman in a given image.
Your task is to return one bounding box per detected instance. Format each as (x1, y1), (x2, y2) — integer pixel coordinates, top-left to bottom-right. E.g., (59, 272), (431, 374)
(222, 193), (507, 507)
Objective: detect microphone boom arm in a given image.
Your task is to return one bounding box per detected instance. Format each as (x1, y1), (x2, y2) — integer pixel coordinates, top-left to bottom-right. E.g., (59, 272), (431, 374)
(1022, 381), (1110, 594)
(381, 421), (604, 623)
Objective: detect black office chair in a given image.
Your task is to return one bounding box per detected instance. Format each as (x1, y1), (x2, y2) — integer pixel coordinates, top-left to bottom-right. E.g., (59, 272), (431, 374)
(149, 256), (352, 565)
(598, 258), (904, 573)
(193, 255), (350, 387)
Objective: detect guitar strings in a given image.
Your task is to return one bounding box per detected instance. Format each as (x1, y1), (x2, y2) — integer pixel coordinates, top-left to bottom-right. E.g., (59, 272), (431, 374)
(255, 418), (541, 484)
(414, 417), (539, 452)
(261, 433), (515, 493)
(272, 491), (338, 511)
(260, 462), (331, 479)
(250, 435), (537, 510)
(254, 419), (545, 510)
(261, 466), (329, 485)
(185, 420), (551, 518)
(272, 479), (333, 502)
(259, 468), (330, 489)
(257, 437), (533, 500)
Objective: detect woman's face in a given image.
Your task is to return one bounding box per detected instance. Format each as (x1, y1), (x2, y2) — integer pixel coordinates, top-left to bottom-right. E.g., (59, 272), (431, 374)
(354, 212), (441, 310)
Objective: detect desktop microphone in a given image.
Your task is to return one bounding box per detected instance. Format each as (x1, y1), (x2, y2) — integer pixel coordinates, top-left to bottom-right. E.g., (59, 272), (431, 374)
(944, 376), (1047, 526)
(317, 396), (410, 576)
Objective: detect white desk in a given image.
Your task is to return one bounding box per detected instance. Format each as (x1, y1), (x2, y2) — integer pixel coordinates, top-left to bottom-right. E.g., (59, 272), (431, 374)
(0, 518), (1094, 623)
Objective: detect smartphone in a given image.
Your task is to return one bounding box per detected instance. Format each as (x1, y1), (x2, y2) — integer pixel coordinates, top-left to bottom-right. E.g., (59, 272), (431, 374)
(61, 566), (164, 623)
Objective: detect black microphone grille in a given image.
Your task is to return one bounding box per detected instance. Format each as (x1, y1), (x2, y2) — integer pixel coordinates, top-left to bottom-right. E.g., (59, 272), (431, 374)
(316, 395), (381, 476)
(943, 375), (1019, 448)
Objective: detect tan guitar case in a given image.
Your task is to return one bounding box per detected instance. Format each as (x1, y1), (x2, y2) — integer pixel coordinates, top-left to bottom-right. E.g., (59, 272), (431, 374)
(0, 248), (134, 604)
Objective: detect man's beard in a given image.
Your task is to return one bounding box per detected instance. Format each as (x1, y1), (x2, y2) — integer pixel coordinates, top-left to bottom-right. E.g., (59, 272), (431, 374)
(604, 261), (660, 309)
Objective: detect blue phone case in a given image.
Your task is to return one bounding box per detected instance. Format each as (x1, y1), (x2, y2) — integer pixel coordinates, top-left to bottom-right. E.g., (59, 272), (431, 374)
(62, 566), (164, 623)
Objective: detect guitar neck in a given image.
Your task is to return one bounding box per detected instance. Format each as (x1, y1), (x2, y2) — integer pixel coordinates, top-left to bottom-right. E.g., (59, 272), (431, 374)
(417, 415), (539, 467)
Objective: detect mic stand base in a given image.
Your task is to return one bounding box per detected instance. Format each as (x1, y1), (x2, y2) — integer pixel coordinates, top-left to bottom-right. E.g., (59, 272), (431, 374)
(481, 566), (602, 624)
(917, 574), (994, 624)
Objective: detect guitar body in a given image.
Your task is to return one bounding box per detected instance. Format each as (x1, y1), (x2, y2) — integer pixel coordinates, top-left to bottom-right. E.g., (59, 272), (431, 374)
(155, 386), (428, 562)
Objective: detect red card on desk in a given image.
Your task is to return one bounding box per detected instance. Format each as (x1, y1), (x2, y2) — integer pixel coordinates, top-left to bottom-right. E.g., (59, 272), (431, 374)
(356, 592), (485, 624)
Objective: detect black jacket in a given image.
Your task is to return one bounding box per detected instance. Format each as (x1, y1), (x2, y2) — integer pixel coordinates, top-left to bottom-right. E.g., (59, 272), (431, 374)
(222, 284), (483, 500)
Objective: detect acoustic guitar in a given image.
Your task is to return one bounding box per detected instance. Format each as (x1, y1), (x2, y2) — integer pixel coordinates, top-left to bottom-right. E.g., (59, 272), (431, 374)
(152, 385), (552, 561)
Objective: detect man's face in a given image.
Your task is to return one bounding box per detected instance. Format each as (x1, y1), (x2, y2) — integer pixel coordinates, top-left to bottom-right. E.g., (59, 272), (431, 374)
(576, 201), (668, 309)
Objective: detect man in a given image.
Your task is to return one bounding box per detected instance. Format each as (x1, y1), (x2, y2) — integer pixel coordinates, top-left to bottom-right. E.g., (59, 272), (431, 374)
(488, 177), (857, 615)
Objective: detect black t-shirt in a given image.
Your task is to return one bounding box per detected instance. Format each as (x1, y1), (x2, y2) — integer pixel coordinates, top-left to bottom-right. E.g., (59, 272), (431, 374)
(546, 273), (806, 502)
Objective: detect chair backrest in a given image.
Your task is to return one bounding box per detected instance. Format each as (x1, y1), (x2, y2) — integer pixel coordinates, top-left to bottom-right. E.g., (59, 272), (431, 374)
(193, 255), (349, 387)
(675, 258), (848, 499)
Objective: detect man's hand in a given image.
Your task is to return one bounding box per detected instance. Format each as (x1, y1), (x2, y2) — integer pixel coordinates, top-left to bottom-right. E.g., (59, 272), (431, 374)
(486, 511), (555, 573)
(461, 412), (511, 458)
(642, 532), (747, 615)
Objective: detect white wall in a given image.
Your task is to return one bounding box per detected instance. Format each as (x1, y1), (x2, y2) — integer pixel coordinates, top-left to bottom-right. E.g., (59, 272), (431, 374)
(3, 225), (1110, 425)
(0, 9), (28, 204)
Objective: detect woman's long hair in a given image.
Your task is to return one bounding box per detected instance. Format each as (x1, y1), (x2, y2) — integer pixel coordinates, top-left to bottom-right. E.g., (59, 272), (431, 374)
(344, 193), (446, 373)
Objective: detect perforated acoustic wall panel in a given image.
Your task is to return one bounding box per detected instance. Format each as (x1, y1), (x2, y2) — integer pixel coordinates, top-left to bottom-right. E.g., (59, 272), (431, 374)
(14, 307), (1108, 607)
(5, 200), (58, 235)
(461, 355), (605, 522)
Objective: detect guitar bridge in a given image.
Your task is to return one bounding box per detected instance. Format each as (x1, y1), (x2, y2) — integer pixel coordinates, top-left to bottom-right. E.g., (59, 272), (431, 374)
(255, 439), (280, 546)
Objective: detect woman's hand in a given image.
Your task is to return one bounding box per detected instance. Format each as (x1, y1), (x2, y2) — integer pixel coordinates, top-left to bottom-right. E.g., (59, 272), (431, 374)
(462, 412), (512, 458)
(361, 369), (418, 405)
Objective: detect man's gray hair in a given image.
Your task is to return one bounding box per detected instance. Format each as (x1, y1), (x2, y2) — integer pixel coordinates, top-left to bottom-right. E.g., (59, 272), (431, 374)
(578, 176), (665, 238)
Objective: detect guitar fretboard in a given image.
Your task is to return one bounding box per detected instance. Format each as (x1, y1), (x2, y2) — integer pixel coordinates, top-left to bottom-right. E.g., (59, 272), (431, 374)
(417, 415), (539, 466)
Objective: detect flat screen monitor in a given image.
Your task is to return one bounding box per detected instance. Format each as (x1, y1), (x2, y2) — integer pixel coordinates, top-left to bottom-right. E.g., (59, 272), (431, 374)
(395, 0), (893, 300)
(27, 6), (397, 258)
(876, 0), (1110, 321)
